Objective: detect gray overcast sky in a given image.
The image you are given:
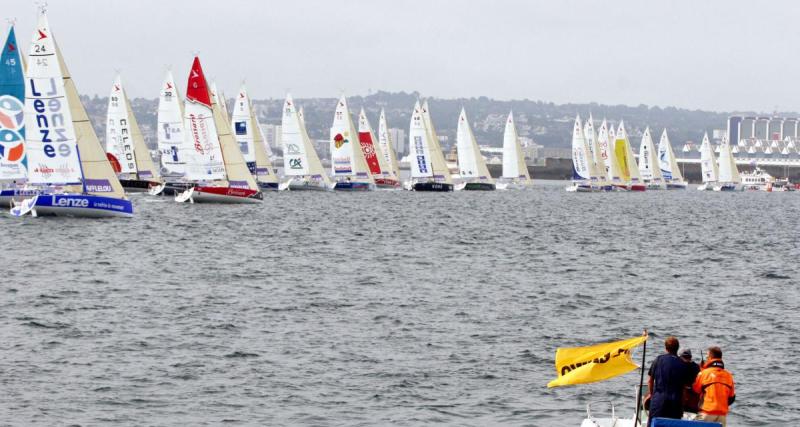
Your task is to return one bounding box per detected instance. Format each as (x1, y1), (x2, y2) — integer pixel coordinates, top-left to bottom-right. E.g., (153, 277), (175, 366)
(5, 0), (800, 112)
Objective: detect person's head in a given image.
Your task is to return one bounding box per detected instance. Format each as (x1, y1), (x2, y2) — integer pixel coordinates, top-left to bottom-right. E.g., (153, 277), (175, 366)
(679, 349), (692, 361)
(707, 346), (722, 360)
(665, 336), (679, 355)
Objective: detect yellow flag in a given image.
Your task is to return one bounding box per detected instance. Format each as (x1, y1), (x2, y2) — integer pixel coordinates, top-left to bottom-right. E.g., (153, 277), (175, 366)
(547, 335), (647, 388)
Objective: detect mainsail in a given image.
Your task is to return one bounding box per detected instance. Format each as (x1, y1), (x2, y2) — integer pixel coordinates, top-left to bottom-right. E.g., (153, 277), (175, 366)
(613, 121), (641, 184)
(456, 108), (493, 183)
(699, 132), (719, 183)
(408, 100), (433, 180)
(637, 127), (662, 185)
(571, 115), (592, 182)
(377, 109), (400, 178)
(183, 57), (225, 182)
(0, 25), (27, 181)
(231, 86), (257, 174)
(330, 96), (373, 183)
(502, 111), (531, 182)
(583, 115), (604, 182)
(357, 107), (390, 180)
(106, 75), (158, 180)
(717, 139), (740, 184)
(597, 119), (621, 183)
(421, 100), (452, 184)
(657, 129), (684, 182)
(157, 70), (187, 177)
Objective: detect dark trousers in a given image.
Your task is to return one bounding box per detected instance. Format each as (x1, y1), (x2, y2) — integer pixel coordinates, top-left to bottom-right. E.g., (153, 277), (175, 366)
(648, 398), (683, 426)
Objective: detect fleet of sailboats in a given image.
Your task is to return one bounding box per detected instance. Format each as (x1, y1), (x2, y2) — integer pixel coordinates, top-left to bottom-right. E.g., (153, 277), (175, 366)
(0, 10), (777, 216)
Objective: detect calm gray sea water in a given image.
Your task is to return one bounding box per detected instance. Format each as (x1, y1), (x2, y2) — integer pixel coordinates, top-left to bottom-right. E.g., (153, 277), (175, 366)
(1, 181), (798, 426)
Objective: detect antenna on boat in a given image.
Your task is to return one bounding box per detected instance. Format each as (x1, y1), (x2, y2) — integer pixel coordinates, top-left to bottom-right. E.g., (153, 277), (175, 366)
(633, 329), (648, 427)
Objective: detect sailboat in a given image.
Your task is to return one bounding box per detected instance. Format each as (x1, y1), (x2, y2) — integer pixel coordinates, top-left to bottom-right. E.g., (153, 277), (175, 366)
(697, 132), (718, 191)
(105, 74), (162, 193)
(585, 115), (612, 191)
(714, 138), (740, 191)
(456, 108), (495, 190)
(280, 94), (331, 191)
(153, 70), (193, 196)
(500, 111), (532, 189)
(175, 57), (262, 203)
(329, 96), (374, 191)
(0, 24), (35, 207)
(637, 127), (665, 190)
(251, 103), (280, 190)
(377, 108), (401, 184)
(613, 121), (646, 191)
(231, 85), (279, 191)
(358, 108), (399, 188)
(10, 11), (132, 217)
(597, 119), (625, 191)
(656, 129), (687, 190)
(567, 115), (595, 192)
(408, 100), (453, 191)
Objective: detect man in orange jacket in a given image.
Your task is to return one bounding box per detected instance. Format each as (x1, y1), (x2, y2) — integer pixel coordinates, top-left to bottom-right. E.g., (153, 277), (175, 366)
(692, 346), (735, 426)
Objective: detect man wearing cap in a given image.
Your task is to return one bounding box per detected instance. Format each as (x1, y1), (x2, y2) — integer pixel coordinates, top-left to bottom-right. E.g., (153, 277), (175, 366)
(645, 336), (693, 426)
(680, 349), (701, 414)
(693, 346), (735, 426)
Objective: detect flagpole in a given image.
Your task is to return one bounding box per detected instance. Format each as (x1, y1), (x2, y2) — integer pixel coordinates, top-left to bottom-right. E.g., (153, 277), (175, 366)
(634, 329), (648, 427)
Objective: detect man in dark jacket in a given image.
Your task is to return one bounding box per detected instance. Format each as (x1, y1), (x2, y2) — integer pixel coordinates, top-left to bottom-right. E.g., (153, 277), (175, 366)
(680, 349), (701, 413)
(645, 336), (692, 426)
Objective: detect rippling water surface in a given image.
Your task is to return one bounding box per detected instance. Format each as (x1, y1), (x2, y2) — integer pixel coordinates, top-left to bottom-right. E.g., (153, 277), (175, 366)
(1, 181), (798, 426)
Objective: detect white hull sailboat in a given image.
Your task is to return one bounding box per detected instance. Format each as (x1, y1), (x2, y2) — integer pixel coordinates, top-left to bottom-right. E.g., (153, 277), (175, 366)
(567, 115), (596, 192)
(175, 57), (262, 204)
(499, 111), (532, 189)
(11, 11), (132, 218)
(330, 95), (375, 191)
(280, 95), (332, 191)
(714, 139), (740, 192)
(637, 127), (665, 190)
(408, 100), (454, 192)
(358, 108), (399, 189)
(105, 74), (162, 193)
(656, 129), (687, 190)
(151, 69), (192, 196)
(697, 132), (718, 191)
(456, 108), (495, 190)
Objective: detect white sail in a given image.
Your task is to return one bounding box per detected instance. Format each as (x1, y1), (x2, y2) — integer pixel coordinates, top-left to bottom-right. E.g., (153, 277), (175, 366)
(408, 100), (433, 179)
(106, 75), (137, 175)
(183, 58), (225, 182)
(281, 94), (329, 184)
(502, 111), (531, 182)
(377, 109), (400, 177)
(571, 115), (592, 181)
(583, 115), (603, 181)
(657, 129), (683, 182)
(24, 15), (83, 186)
(330, 96), (373, 183)
(357, 108), (390, 179)
(157, 70), (186, 177)
(231, 86), (256, 168)
(699, 132), (719, 183)
(456, 108), (493, 183)
(717, 140), (740, 184)
(638, 127), (662, 184)
(421, 101), (452, 183)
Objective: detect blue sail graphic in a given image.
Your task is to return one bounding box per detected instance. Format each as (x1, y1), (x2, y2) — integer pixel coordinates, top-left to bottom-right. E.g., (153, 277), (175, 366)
(0, 26), (27, 173)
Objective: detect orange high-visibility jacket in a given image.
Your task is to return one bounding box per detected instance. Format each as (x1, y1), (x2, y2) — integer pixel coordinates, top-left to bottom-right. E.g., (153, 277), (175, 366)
(692, 359), (735, 415)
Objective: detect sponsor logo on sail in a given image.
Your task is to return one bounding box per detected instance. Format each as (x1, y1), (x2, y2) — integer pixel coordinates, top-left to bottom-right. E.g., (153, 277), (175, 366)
(333, 133), (347, 149)
(289, 158), (303, 169)
(30, 78), (72, 159)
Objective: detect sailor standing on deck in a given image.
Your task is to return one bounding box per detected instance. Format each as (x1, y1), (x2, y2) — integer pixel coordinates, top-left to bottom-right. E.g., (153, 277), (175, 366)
(645, 336), (692, 426)
(692, 346), (735, 426)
